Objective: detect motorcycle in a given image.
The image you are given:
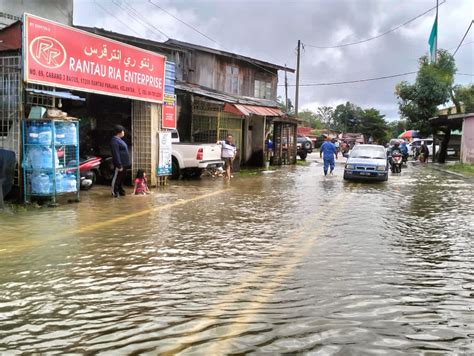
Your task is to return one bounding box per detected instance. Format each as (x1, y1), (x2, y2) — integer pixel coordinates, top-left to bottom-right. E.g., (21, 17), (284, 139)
(390, 152), (403, 173)
(402, 152), (408, 165)
(56, 147), (102, 190)
(78, 156), (102, 190)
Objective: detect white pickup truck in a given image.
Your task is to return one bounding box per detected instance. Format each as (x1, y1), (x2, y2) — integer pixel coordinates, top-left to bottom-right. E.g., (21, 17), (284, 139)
(171, 130), (223, 179)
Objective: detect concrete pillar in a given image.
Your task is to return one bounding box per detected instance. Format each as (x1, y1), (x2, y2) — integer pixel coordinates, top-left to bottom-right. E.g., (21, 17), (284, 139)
(132, 100), (162, 187)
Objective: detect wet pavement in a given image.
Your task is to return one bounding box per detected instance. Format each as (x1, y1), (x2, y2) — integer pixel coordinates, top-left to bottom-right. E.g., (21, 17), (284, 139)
(1, 155), (473, 354)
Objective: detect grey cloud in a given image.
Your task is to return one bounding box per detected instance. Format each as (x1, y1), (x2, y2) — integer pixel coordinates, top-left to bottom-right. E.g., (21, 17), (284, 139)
(74, 0), (473, 121)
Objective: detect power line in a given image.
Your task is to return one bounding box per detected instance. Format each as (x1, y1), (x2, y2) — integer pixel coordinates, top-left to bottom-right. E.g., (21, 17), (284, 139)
(112, 0), (169, 40)
(93, 0), (142, 37)
(146, 0), (288, 77)
(148, 0), (216, 45)
(278, 71), (417, 87)
(453, 20), (474, 56)
(304, 1), (446, 49)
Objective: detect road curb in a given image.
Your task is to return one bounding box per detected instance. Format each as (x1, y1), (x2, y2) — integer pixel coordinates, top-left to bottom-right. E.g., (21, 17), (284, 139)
(430, 165), (471, 179)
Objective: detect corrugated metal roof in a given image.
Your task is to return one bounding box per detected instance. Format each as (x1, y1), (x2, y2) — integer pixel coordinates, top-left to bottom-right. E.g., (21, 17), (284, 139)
(175, 81), (279, 108)
(224, 103), (282, 117)
(165, 39), (295, 73)
(25, 89), (86, 101)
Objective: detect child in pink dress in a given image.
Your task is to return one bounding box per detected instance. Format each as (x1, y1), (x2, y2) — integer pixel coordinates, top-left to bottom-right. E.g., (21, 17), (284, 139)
(133, 169), (150, 195)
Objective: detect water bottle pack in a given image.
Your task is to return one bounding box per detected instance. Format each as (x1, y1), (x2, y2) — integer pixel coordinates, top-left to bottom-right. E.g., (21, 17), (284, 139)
(38, 122), (52, 145)
(63, 173), (77, 192)
(31, 173), (52, 195)
(55, 122), (66, 144)
(24, 120), (79, 198)
(27, 122), (39, 144)
(26, 146), (59, 169)
(65, 122), (77, 145)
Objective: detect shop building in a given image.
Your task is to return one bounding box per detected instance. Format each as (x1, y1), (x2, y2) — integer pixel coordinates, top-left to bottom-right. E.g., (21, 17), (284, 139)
(0, 14), (169, 201)
(77, 28), (295, 168)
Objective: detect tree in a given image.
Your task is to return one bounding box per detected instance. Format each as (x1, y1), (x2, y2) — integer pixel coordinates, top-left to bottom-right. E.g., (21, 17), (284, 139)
(453, 84), (474, 113)
(277, 96), (294, 114)
(333, 102), (363, 132)
(298, 109), (323, 129)
(316, 106), (334, 128)
(395, 49), (457, 162)
(358, 108), (389, 144)
(388, 119), (407, 139)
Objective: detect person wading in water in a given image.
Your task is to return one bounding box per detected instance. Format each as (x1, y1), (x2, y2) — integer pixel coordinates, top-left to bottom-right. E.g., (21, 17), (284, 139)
(217, 134), (237, 179)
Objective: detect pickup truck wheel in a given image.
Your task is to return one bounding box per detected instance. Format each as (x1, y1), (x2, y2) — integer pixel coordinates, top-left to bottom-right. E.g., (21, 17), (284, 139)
(304, 141), (312, 150)
(299, 151), (307, 160)
(182, 168), (203, 179)
(191, 168), (203, 178)
(171, 159), (180, 180)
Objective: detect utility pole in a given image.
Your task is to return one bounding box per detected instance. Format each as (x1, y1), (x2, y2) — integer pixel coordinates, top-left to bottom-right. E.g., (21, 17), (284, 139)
(284, 64), (288, 111)
(295, 40), (301, 116)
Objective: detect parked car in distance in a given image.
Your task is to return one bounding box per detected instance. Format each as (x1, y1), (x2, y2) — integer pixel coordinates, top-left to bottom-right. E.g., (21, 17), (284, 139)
(297, 135), (313, 160)
(344, 144), (388, 182)
(407, 138), (436, 157)
(171, 130), (223, 179)
(407, 138), (455, 157)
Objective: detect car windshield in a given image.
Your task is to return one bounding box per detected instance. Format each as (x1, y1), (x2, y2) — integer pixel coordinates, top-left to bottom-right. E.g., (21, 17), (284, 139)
(350, 146), (386, 159)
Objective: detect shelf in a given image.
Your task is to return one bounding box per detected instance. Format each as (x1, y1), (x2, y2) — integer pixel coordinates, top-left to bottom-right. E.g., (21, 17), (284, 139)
(24, 143), (78, 146)
(23, 119), (80, 204)
(24, 168), (79, 172)
(27, 191), (78, 197)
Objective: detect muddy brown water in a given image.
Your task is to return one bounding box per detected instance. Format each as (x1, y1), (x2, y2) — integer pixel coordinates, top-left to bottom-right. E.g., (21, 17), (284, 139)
(1, 159), (473, 354)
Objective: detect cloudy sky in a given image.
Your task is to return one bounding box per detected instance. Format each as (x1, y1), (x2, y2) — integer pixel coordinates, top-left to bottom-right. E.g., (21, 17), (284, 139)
(74, 0), (473, 120)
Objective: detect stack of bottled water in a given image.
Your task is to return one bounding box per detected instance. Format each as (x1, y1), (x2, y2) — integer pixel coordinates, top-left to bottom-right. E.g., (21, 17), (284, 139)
(31, 173), (52, 195)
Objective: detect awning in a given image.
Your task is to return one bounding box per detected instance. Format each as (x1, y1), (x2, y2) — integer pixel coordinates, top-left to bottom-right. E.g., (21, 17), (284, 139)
(224, 103), (282, 117)
(26, 89), (86, 102)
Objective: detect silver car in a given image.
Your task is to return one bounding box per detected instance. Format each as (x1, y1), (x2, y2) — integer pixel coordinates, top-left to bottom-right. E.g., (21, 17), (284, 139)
(343, 144), (389, 182)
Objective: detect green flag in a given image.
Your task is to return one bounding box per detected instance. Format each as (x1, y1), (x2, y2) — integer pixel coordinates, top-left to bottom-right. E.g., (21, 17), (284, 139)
(428, 15), (437, 63)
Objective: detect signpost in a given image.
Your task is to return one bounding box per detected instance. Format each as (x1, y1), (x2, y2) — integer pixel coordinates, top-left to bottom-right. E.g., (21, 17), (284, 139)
(157, 131), (172, 176)
(162, 94), (176, 129)
(23, 14), (166, 103)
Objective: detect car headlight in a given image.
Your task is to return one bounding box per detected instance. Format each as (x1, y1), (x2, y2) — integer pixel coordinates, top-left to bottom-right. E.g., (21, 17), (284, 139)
(345, 164), (354, 169)
(376, 165), (386, 171)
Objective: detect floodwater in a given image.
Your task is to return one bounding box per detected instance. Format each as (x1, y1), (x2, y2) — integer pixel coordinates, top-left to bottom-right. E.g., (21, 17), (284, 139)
(1, 157), (473, 354)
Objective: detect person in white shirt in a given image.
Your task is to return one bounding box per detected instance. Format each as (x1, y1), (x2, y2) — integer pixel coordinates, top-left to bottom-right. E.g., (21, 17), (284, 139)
(217, 134), (237, 179)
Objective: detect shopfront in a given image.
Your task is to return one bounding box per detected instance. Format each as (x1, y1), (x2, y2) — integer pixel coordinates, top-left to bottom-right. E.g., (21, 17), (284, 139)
(1, 14), (169, 201)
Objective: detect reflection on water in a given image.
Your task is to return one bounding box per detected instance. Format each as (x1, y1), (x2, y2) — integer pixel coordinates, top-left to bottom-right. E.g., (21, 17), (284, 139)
(1, 162), (473, 354)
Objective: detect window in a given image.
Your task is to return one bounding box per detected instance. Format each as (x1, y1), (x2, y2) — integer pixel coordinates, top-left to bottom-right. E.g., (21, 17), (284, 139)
(254, 80), (272, 99)
(225, 66), (239, 94)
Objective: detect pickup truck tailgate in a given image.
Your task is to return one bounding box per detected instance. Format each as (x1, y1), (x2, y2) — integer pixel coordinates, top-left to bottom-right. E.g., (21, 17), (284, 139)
(202, 144), (222, 162)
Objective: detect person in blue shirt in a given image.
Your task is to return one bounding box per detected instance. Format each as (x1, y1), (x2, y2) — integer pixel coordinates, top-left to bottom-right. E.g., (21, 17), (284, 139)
(320, 135), (338, 176)
(400, 140), (409, 162)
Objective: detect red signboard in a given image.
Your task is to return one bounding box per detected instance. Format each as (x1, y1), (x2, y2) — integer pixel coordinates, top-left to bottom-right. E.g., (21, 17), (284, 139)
(162, 101), (176, 129)
(23, 14), (165, 103)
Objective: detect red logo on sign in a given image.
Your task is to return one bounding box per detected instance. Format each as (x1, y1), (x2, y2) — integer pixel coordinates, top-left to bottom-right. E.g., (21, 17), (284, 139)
(29, 36), (67, 69)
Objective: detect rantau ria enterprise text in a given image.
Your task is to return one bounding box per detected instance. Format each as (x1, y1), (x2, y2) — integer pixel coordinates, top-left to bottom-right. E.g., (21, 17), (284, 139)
(66, 51), (163, 90)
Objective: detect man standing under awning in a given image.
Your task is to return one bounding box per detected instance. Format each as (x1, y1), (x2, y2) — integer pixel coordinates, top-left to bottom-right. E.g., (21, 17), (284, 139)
(110, 125), (130, 197)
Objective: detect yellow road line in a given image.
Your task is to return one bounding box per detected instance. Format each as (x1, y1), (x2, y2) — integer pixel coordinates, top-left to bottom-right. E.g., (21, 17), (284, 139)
(210, 197), (348, 354)
(1, 189), (231, 255)
(160, 193), (346, 355)
(74, 189), (231, 235)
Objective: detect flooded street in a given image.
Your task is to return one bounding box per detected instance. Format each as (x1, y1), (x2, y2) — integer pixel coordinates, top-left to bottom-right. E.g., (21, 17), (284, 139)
(1, 158), (473, 354)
